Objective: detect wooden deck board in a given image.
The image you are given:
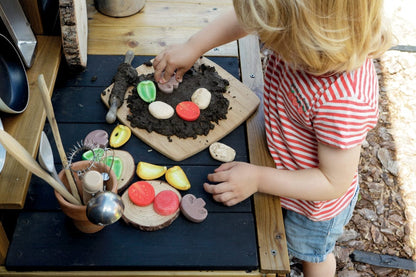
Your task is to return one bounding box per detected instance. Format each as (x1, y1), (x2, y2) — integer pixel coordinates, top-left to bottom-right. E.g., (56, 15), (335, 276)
(6, 211), (257, 270)
(239, 35), (291, 275)
(0, 268), (274, 277)
(87, 0), (237, 56)
(0, 222), (8, 265)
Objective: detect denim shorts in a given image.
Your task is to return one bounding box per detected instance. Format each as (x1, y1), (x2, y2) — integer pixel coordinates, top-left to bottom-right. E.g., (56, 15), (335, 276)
(283, 187), (359, 263)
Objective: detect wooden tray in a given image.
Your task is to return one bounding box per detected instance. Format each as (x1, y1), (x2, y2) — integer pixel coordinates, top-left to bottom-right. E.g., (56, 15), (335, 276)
(101, 57), (260, 161)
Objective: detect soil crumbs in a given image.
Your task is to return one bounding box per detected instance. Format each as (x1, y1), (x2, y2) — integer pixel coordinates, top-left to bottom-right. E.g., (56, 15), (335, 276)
(127, 64), (230, 141)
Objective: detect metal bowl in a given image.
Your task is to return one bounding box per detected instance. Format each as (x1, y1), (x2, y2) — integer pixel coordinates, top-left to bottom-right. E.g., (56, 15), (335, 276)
(0, 34), (29, 114)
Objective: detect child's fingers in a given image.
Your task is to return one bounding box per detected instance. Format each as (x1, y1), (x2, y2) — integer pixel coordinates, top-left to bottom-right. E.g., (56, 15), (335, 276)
(212, 192), (237, 206)
(204, 183), (238, 206)
(160, 64), (177, 84)
(222, 197), (240, 207)
(203, 182), (229, 195)
(152, 54), (162, 68)
(175, 69), (186, 82)
(153, 59), (167, 82)
(207, 169), (230, 183)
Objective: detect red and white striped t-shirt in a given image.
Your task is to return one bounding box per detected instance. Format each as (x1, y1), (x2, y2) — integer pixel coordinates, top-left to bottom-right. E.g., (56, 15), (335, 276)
(263, 53), (379, 221)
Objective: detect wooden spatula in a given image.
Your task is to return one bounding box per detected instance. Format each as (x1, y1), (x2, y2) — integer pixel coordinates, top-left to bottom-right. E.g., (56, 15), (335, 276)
(38, 74), (82, 204)
(0, 129), (80, 205)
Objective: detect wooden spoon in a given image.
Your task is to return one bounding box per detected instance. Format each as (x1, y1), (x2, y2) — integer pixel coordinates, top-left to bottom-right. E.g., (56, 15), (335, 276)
(0, 129), (80, 205)
(37, 74), (82, 204)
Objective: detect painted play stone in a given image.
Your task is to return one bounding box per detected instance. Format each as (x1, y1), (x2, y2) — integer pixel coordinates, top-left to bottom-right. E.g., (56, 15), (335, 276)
(165, 165), (191, 191)
(209, 142), (236, 162)
(113, 150), (135, 192)
(82, 149), (122, 179)
(157, 74), (180, 94)
(122, 180), (182, 231)
(83, 149), (135, 192)
(110, 124), (131, 148)
(136, 161), (167, 180)
(180, 194), (208, 223)
(137, 80), (156, 103)
(82, 148), (105, 161)
(191, 88), (211, 110)
(176, 101), (200, 121)
(84, 129), (108, 148)
(148, 101), (174, 119)
(128, 181), (155, 207)
(153, 190), (180, 216)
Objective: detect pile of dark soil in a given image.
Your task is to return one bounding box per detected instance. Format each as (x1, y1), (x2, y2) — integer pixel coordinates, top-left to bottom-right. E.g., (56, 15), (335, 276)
(126, 64), (230, 141)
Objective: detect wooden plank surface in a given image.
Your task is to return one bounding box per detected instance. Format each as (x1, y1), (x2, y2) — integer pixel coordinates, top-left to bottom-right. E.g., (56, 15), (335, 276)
(4, 55), (258, 273)
(101, 57), (260, 161)
(239, 35), (290, 275)
(6, 211), (257, 270)
(0, 36), (61, 209)
(0, 222), (8, 265)
(0, 268), (274, 277)
(87, 0), (237, 56)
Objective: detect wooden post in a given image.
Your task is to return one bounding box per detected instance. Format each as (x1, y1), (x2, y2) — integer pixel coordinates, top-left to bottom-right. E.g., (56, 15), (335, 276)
(238, 35), (291, 276)
(0, 222), (9, 265)
(18, 0), (44, 34)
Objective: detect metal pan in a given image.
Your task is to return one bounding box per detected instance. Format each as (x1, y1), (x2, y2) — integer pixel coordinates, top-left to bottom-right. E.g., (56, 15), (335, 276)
(0, 33), (30, 172)
(0, 33), (29, 113)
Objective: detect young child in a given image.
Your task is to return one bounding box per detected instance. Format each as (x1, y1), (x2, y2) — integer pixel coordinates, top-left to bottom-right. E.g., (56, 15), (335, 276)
(153, 1), (392, 276)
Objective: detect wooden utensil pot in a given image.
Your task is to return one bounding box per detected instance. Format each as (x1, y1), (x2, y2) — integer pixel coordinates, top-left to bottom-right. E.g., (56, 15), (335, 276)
(54, 161), (118, 233)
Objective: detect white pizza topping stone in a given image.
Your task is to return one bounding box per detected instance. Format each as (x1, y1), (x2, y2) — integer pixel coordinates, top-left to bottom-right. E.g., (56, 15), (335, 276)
(209, 142), (236, 162)
(148, 101), (174, 119)
(191, 88), (211, 110)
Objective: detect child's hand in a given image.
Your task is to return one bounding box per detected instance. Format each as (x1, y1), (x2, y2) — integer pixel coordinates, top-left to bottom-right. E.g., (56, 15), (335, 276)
(204, 162), (260, 206)
(153, 43), (199, 84)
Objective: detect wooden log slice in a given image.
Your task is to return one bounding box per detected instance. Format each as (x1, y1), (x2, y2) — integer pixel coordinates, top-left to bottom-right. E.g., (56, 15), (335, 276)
(122, 180), (181, 231)
(113, 150), (135, 193)
(59, 0), (88, 69)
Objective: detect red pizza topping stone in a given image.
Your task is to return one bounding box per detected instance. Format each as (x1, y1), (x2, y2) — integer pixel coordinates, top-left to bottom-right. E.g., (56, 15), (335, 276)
(176, 101), (200, 121)
(128, 181), (155, 207)
(153, 190), (180, 216)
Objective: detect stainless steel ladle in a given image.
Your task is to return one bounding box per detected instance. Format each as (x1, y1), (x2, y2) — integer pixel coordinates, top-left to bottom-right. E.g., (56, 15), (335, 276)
(86, 190), (124, 226)
(85, 155), (124, 226)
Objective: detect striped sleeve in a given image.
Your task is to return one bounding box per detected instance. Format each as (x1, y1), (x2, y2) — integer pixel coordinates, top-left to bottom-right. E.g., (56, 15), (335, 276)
(313, 61), (379, 149)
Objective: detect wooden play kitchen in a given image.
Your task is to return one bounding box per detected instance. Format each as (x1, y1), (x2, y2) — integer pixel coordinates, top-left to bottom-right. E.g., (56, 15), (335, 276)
(0, 0), (290, 276)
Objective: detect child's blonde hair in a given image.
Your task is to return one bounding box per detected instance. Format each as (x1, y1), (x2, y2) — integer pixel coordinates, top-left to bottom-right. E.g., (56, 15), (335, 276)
(233, 0), (392, 75)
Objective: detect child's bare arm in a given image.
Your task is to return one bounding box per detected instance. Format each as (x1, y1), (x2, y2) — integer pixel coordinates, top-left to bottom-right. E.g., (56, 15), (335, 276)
(153, 8), (248, 83)
(204, 143), (362, 206)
